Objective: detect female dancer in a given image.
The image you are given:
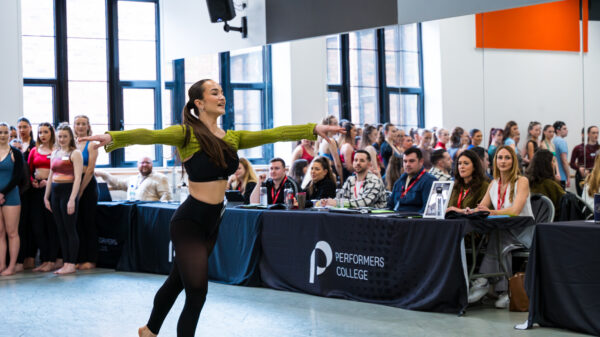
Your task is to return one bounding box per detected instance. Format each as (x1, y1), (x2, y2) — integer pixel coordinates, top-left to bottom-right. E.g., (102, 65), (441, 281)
(44, 123), (83, 275)
(359, 124), (382, 177)
(82, 79), (342, 337)
(523, 121), (541, 166)
(16, 117), (37, 270)
(29, 123), (61, 272)
(73, 116), (99, 270)
(0, 123), (24, 276)
(291, 139), (315, 164)
(339, 121), (357, 182)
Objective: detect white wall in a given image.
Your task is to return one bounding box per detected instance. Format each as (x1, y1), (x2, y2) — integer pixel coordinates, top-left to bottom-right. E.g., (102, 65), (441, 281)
(161, 0), (266, 60)
(271, 37), (328, 165)
(1, 0), (23, 125)
(425, 14), (594, 150)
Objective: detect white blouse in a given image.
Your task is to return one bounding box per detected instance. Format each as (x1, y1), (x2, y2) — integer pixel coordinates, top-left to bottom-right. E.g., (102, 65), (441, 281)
(489, 178), (535, 248)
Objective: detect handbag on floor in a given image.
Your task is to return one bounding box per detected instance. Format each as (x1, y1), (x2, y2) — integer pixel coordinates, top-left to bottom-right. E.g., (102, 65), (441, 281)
(508, 272), (529, 312)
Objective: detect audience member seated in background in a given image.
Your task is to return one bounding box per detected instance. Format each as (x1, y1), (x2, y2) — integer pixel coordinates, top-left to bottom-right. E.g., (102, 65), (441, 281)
(467, 129), (483, 150)
(446, 150), (490, 213)
(472, 146), (492, 179)
(339, 122), (358, 182)
(387, 148), (437, 212)
(429, 149), (452, 181)
(526, 149), (565, 210)
(291, 139), (315, 164)
(471, 145), (534, 309)
(487, 128), (504, 161)
(303, 156), (337, 207)
(571, 125), (599, 196)
(539, 124), (561, 183)
(384, 154), (403, 192)
(251, 157), (299, 205)
(289, 159), (308, 187)
(418, 129), (433, 169)
(226, 157), (258, 205)
(321, 150), (387, 208)
(317, 115), (344, 182)
(448, 127), (465, 160)
(523, 121), (541, 167)
(503, 121), (519, 150)
(582, 153), (600, 210)
(359, 125), (382, 178)
(434, 128), (449, 150)
(380, 123), (399, 168)
(552, 121), (570, 189)
(95, 156), (172, 202)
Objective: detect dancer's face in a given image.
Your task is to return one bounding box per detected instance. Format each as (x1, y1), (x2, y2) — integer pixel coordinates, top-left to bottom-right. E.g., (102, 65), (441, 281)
(196, 80), (226, 117)
(0, 125), (9, 145)
(18, 121), (31, 140)
(74, 117), (90, 137)
(38, 126), (52, 145)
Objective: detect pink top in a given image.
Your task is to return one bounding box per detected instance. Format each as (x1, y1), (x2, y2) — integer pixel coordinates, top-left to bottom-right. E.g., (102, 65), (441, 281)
(51, 154), (74, 180)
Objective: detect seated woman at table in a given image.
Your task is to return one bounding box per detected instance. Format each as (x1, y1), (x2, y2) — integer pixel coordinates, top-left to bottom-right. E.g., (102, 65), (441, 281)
(525, 149), (565, 210)
(226, 157), (257, 205)
(302, 156), (336, 207)
(469, 145), (534, 308)
(582, 153), (600, 210)
(446, 150), (489, 213)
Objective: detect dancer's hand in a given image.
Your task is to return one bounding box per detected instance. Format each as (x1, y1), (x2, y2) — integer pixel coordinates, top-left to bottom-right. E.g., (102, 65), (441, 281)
(44, 198), (52, 212)
(80, 134), (111, 150)
(314, 124), (345, 144)
(67, 199), (75, 215)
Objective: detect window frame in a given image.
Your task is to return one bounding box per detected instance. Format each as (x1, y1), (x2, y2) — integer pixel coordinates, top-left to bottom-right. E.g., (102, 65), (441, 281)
(327, 24), (425, 127)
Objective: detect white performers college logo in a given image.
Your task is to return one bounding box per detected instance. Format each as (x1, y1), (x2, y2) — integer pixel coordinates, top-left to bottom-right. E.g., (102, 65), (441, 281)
(309, 241), (332, 283)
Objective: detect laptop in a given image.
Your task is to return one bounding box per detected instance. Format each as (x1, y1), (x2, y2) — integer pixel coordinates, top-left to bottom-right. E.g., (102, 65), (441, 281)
(391, 180), (454, 218)
(97, 182), (112, 202)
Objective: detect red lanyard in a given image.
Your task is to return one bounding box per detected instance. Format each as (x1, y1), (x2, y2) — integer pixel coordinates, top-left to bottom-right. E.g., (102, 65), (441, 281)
(271, 176), (287, 202)
(497, 179), (508, 210)
(457, 188), (470, 209)
(401, 169), (426, 198)
(354, 179), (364, 198)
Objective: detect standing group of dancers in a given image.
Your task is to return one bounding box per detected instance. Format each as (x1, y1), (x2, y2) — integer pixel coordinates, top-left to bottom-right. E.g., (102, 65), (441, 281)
(0, 116), (98, 276)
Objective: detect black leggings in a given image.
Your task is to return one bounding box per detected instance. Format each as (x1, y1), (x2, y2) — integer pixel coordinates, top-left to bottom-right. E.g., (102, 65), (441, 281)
(147, 196), (225, 337)
(16, 189), (34, 263)
(31, 187), (59, 262)
(77, 176), (98, 263)
(50, 183), (79, 264)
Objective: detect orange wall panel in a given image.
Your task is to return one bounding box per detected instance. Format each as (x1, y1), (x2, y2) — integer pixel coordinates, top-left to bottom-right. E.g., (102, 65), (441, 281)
(475, 0), (588, 52)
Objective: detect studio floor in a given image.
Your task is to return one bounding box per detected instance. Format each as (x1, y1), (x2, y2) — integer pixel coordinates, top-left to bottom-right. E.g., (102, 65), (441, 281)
(0, 269), (585, 337)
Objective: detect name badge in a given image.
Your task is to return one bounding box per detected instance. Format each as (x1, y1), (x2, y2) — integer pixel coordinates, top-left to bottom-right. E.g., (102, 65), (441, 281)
(62, 156), (70, 161)
(46, 155), (52, 159)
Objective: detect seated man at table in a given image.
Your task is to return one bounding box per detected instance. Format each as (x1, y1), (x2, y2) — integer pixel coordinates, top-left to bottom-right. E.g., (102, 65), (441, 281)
(250, 157), (299, 204)
(95, 156), (172, 201)
(387, 147), (437, 212)
(321, 150), (387, 208)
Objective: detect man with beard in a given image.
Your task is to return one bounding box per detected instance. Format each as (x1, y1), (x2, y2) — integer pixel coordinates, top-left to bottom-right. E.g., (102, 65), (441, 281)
(95, 156), (172, 201)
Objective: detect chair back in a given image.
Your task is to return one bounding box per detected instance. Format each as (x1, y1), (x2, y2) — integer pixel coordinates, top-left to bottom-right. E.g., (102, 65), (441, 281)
(530, 193), (554, 223)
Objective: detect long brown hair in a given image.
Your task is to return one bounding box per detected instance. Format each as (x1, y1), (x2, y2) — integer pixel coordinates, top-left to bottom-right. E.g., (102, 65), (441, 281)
(238, 157), (258, 193)
(56, 122), (77, 152)
(585, 153), (600, 198)
(182, 79), (235, 168)
(36, 122), (56, 149)
(492, 145), (520, 203)
(306, 156), (336, 195)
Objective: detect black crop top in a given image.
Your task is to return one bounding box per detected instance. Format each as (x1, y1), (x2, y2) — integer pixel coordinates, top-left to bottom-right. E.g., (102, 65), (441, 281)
(184, 150), (239, 182)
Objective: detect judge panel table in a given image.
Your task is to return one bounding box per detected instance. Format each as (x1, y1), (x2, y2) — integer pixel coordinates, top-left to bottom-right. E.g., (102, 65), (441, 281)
(526, 221), (600, 336)
(96, 202), (263, 285)
(259, 211), (471, 314)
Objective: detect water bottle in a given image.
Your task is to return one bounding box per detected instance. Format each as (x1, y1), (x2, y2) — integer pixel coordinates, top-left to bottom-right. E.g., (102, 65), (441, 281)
(435, 186), (444, 219)
(128, 184), (136, 201)
(260, 184), (268, 206)
(335, 188), (344, 207)
(179, 182), (189, 202)
(284, 188), (294, 210)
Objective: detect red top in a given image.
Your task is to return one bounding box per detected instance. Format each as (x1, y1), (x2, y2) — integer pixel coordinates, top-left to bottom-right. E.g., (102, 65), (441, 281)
(340, 151), (355, 164)
(28, 147), (51, 181)
(434, 142), (447, 150)
(300, 145), (314, 163)
(51, 154), (74, 179)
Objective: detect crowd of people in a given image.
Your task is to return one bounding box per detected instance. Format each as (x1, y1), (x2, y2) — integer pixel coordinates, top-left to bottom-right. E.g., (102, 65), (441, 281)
(3, 112), (600, 313)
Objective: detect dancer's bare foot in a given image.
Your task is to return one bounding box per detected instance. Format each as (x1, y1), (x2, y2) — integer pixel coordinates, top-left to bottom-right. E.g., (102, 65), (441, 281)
(33, 262), (47, 272)
(79, 262), (96, 270)
(23, 257), (35, 269)
(15, 264), (24, 273)
(54, 259), (64, 270)
(1, 266), (16, 276)
(0, 265), (6, 274)
(38, 262), (55, 272)
(138, 326), (157, 337)
(54, 263), (76, 275)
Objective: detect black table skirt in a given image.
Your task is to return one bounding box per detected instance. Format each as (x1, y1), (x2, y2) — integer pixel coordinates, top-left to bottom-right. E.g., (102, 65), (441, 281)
(259, 211), (470, 314)
(526, 221), (600, 335)
(96, 202), (263, 285)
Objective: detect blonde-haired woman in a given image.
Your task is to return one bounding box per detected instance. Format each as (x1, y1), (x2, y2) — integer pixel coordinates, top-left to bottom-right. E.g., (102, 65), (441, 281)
(470, 145), (534, 308)
(582, 153), (600, 210)
(227, 157), (257, 204)
(317, 115), (343, 183)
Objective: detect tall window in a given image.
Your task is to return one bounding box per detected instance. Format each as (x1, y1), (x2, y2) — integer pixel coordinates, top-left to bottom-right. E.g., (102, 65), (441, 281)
(326, 23), (424, 127)
(20, 0), (161, 167)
